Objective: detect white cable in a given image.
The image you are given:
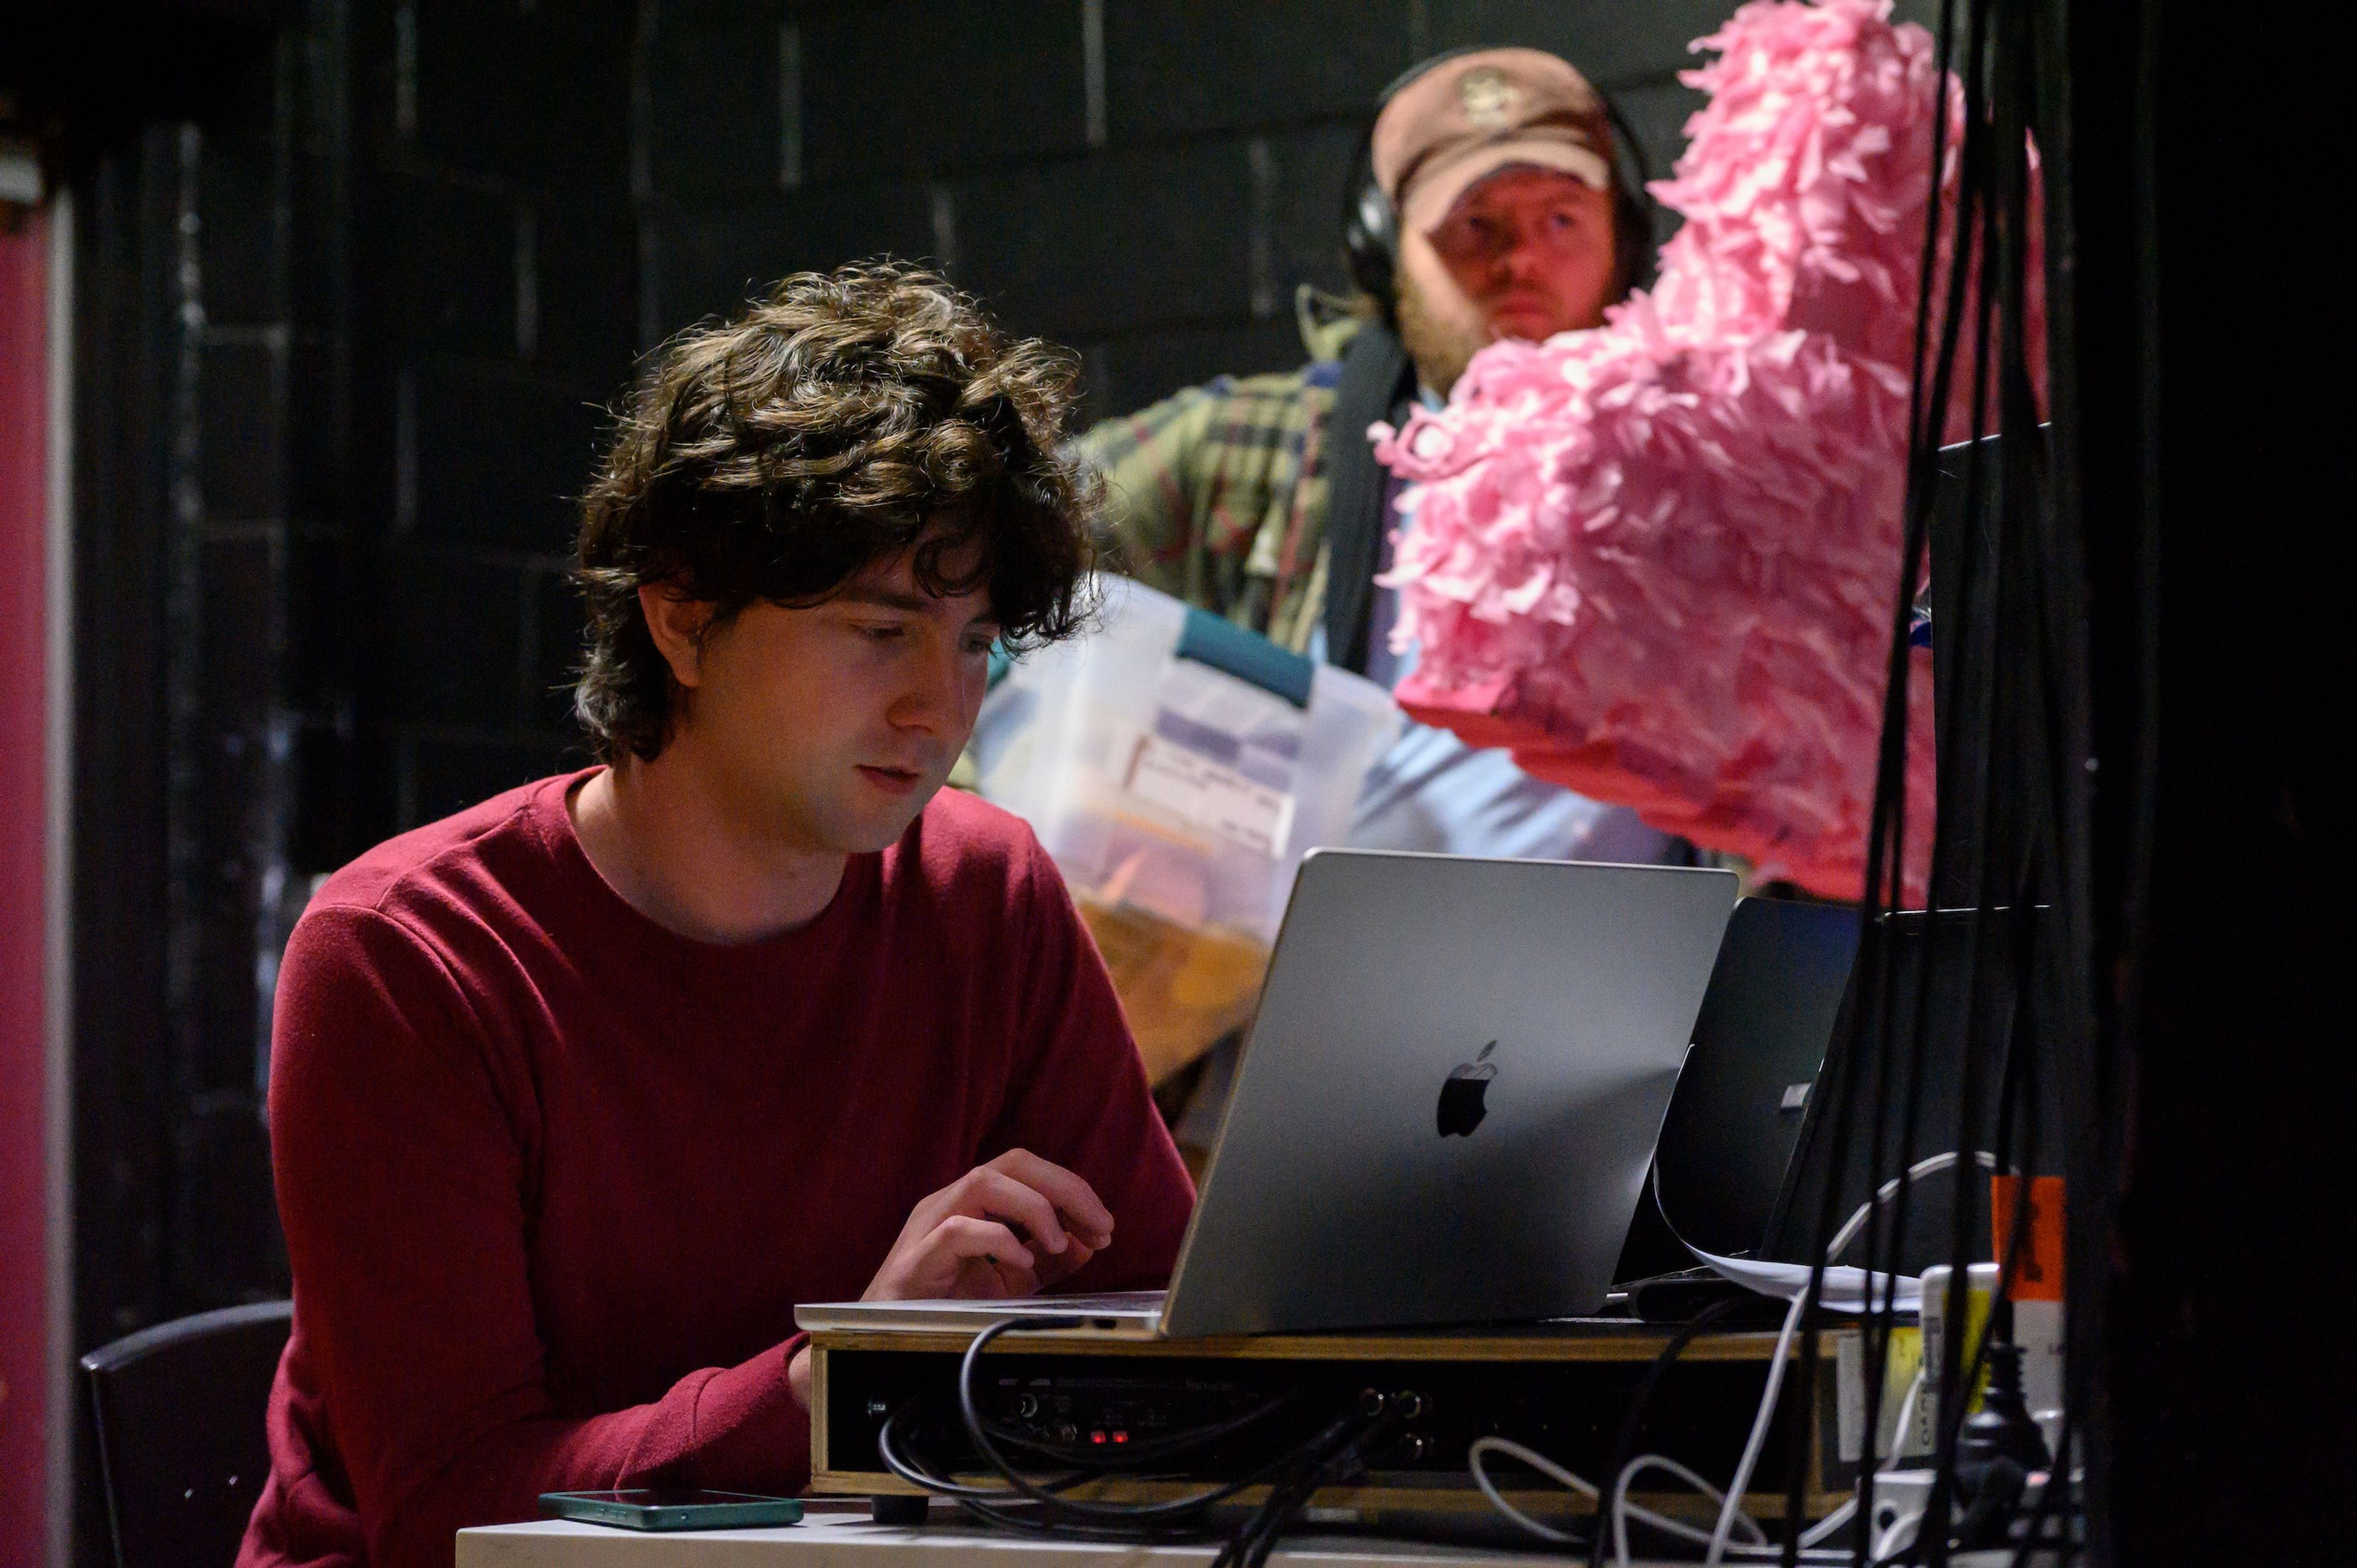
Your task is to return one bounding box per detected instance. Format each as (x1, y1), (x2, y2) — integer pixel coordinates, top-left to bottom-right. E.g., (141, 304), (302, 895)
(1794, 1149), (1989, 1557)
(1702, 1288), (1806, 1562)
(1471, 1149), (1991, 1562)
(1473, 1303), (1916, 1561)
(1825, 1149), (1999, 1260)
(1886, 1367), (1925, 1462)
(1469, 1436), (1774, 1553)
(1614, 1453), (1765, 1564)
(1706, 1148), (1980, 1565)
(1465, 1436), (1587, 1545)
(1873, 1506), (1925, 1561)
(1794, 1366), (1926, 1548)
(1609, 1454), (1852, 1566)
(1461, 1434), (1848, 1556)
(1798, 1494), (1856, 1550)
(1466, 1435), (1851, 1565)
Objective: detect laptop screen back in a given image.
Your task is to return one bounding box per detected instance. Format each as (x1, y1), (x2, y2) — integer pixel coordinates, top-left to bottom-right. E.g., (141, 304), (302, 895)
(1163, 850), (1738, 1337)
(1763, 906), (2056, 1274)
(1641, 898), (1864, 1263)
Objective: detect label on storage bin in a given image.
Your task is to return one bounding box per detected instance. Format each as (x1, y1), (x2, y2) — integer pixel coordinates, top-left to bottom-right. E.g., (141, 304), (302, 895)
(1119, 728), (1296, 859)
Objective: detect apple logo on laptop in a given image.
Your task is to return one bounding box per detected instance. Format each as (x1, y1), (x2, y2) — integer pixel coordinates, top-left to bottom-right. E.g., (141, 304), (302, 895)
(1437, 1041), (1499, 1137)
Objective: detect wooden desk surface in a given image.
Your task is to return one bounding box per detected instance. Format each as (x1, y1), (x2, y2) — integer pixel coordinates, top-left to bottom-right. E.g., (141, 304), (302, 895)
(806, 1321), (1800, 1362)
(454, 1500), (1665, 1568)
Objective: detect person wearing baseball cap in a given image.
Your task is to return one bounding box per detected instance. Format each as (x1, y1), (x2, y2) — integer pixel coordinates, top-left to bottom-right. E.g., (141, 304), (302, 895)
(1069, 48), (1684, 1167)
(1374, 47), (1643, 398)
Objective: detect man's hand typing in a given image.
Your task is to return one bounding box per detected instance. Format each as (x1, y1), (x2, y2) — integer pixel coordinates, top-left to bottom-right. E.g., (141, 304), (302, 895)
(787, 1150), (1117, 1411)
(862, 1148), (1117, 1300)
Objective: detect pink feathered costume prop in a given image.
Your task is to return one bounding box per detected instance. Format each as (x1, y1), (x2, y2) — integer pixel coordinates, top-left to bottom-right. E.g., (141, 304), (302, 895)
(1374, 0), (2013, 902)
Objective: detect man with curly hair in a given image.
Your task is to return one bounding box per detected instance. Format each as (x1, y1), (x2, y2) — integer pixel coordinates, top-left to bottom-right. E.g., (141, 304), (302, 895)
(238, 263), (1196, 1568)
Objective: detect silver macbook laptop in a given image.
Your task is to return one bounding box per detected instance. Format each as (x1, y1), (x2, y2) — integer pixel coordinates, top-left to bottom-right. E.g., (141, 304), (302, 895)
(797, 849), (1738, 1340)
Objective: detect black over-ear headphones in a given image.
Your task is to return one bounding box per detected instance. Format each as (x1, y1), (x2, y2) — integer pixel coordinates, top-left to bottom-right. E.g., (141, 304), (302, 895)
(1342, 48), (1660, 319)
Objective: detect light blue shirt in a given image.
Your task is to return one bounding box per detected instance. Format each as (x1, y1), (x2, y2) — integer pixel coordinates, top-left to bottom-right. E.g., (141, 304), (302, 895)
(1321, 475), (1681, 867)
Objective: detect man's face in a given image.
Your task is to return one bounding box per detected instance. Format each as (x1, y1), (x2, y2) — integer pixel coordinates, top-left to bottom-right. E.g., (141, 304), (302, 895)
(1395, 165), (1620, 393)
(660, 537), (999, 856)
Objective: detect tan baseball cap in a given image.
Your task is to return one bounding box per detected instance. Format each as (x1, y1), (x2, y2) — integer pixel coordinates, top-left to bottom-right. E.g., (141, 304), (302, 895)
(1372, 48), (1616, 236)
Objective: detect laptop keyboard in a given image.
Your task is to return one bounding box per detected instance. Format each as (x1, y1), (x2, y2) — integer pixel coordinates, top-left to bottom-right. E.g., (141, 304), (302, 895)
(993, 1290), (1164, 1312)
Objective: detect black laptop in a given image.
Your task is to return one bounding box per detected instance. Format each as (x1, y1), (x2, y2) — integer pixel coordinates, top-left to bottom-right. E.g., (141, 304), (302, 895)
(1763, 905), (2055, 1278)
(1614, 897), (1862, 1296)
(1620, 901), (2054, 1318)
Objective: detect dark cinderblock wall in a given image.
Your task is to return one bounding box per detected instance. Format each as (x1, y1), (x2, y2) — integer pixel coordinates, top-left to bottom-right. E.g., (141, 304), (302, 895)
(66, 6), (1941, 1558)
(71, 0), (1946, 1388)
(362, 0), (1949, 833)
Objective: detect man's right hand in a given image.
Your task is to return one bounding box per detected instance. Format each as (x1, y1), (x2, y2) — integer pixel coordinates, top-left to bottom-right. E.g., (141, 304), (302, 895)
(861, 1149), (1117, 1300)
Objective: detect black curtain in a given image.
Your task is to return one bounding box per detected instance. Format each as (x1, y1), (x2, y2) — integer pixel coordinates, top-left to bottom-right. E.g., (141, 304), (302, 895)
(2065, 2), (2356, 1561)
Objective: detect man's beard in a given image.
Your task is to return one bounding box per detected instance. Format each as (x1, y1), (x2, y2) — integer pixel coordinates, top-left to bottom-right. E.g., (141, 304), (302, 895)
(1393, 272), (1488, 398)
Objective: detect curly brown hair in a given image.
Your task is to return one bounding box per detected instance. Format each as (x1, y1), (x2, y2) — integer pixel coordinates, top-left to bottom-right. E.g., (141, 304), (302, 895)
(572, 261), (1098, 762)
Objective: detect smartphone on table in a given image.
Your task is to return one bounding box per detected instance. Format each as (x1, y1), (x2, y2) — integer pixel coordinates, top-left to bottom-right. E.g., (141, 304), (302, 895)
(540, 1489), (805, 1531)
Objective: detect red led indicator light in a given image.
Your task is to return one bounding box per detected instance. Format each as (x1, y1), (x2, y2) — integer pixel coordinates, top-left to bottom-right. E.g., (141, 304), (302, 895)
(1090, 1431), (1106, 1444)
(1113, 1432), (1129, 1443)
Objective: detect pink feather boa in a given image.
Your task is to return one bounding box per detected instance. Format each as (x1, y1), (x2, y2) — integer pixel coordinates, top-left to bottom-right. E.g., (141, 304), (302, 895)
(1374, 0), (2035, 901)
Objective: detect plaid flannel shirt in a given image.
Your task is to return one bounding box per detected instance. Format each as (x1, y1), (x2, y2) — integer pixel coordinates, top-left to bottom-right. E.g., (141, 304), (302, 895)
(1078, 301), (1366, 654)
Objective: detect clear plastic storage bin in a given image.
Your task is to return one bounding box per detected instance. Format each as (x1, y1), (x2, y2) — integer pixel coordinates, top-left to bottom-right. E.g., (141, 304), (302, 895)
(974, 576), (1400, 1083)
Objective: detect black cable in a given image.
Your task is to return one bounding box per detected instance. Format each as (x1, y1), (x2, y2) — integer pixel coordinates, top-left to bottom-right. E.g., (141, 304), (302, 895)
(979, 1392), (1293, 1472)
(886, 1391), (1315, 1534)
(878, 1316), (1393, 1539)
(1792, 0), (2100, 1556)
(1792, 1), (2077, 1561)
(1584, 1293), (1750, 1568)
(1210, 1400), (1402, 1568)
(1902, 13), (2011, 1561)
(876, 1404), (1089, 1502)
(1918, 34), (2037, 1562)
(945, 1400), (1392, 1549)
(2005, 1409), (2075, 1568)
(957, 1318), (1359, 1524)
(896, 1406), (1236, 1543)
(880, 1400), (1221, 1542)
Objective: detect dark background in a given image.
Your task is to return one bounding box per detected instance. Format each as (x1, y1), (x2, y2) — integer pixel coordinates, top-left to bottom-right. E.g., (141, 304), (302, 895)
(36, 0), (1925, 1558)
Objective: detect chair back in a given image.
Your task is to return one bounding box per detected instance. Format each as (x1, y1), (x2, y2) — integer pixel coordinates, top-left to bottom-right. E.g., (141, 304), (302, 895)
(80, 1301), (292, 1568)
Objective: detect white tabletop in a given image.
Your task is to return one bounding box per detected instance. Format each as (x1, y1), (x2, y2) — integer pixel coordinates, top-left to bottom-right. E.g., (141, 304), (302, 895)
(455, 1500), (1628, 1568)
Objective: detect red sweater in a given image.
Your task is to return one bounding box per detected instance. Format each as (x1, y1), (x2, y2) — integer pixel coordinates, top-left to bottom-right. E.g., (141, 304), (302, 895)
(238, 773), (1194, 1568)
